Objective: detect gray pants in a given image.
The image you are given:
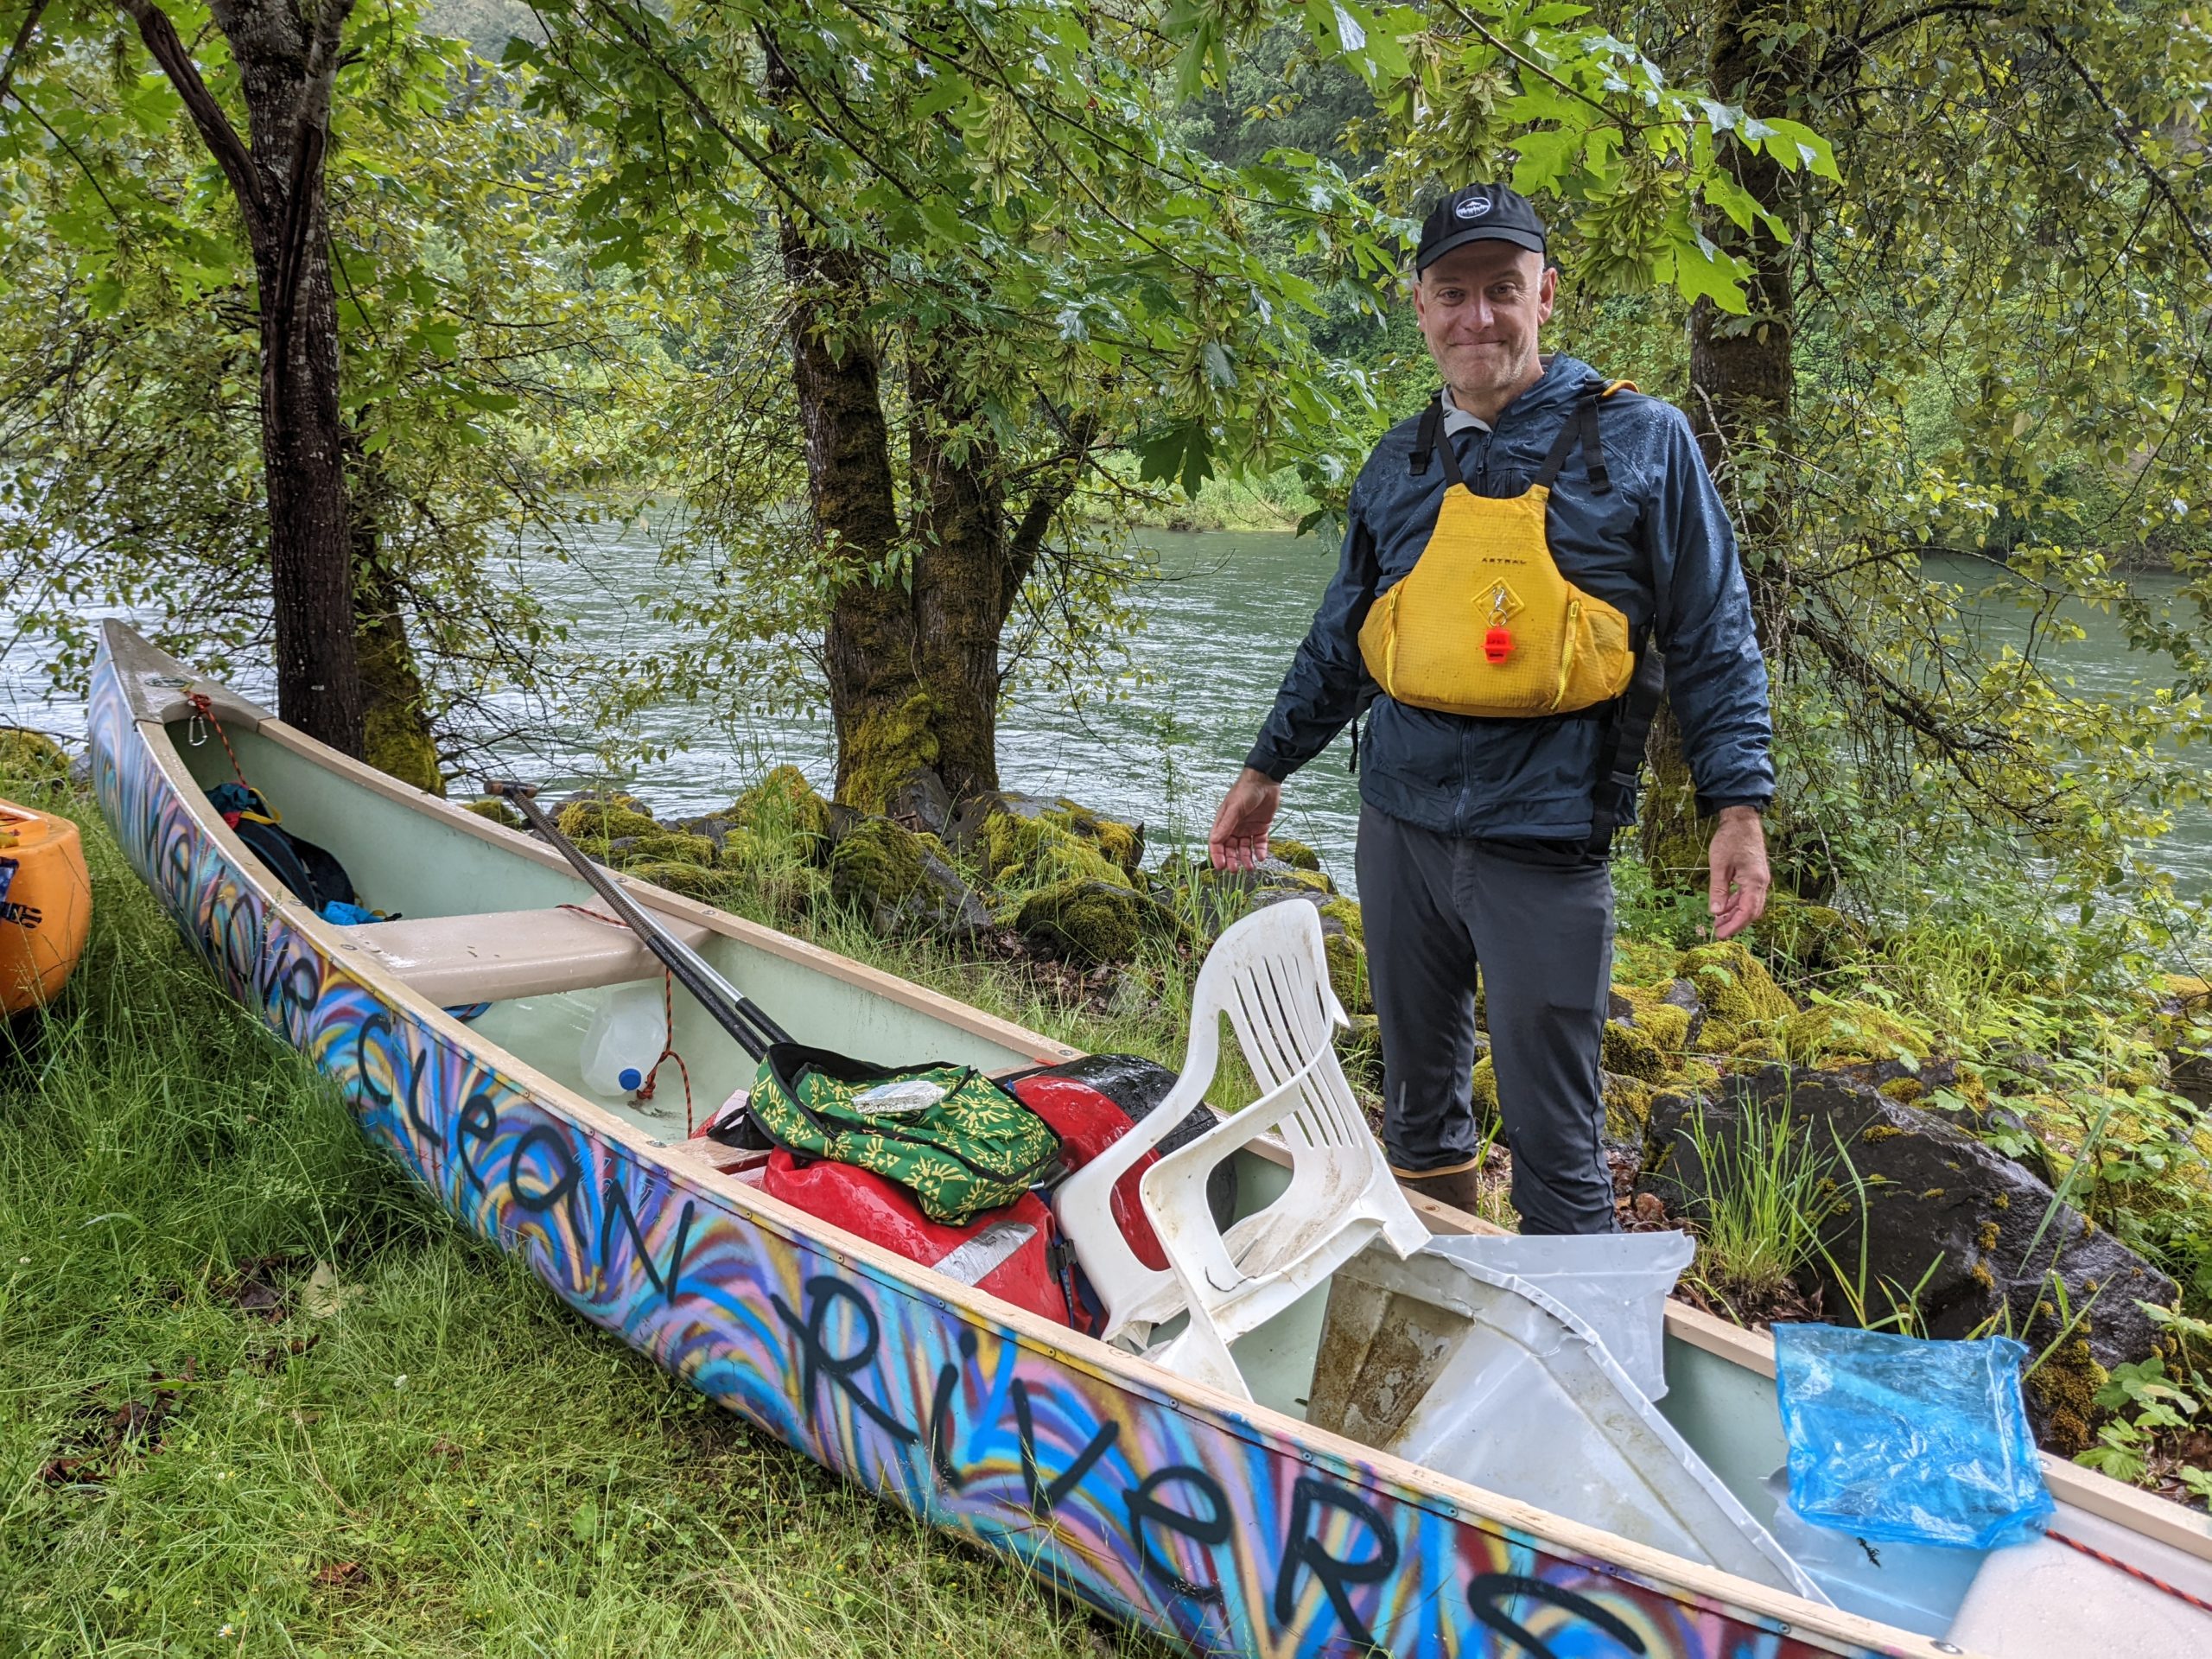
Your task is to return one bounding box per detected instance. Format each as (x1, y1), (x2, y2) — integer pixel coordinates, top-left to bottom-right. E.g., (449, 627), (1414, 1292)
(1354, 804), (1617, 1235)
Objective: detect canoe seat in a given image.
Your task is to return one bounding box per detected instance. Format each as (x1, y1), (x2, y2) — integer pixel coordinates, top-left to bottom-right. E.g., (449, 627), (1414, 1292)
(334, 906), (712, 1005)
(1051, 900), (1427, 1399)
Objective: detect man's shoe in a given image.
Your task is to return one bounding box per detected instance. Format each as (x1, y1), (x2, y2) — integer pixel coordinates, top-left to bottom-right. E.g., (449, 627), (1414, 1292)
(1391, 1158), (1484, 1217)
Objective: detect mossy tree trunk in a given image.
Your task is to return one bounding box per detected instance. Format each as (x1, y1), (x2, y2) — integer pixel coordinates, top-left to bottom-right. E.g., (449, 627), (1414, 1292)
(1643, 0), (1807, 874)
(347, 447), (443, 795)
(776, 232), (1092, 817)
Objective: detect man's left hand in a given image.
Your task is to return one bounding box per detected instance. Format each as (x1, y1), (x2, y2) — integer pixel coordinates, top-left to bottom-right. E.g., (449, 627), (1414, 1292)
(1707, 806), (1770, 940)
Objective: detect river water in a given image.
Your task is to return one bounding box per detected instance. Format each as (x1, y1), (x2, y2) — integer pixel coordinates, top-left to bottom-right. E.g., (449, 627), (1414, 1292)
(4, 527), (2206, 899)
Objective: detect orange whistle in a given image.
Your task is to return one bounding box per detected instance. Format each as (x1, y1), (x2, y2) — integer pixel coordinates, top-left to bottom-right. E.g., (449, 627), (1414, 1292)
(1484, 625), (1514, 664)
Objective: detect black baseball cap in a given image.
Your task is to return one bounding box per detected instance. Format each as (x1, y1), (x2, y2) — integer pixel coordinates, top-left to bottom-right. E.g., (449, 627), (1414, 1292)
(1414, 183), (1547, 270)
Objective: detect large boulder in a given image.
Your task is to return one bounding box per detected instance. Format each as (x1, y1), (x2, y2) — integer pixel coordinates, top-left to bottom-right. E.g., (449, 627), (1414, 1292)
(828, 815), (989, 937)
(1639, 1065), (2179, 1449)
(1016, 879), (1141, 964)
(948, 791), (1146, 880)
(886, 770), (955, 838)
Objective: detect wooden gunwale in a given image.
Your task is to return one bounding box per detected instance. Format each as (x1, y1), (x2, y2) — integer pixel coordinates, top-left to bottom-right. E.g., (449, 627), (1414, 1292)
(102, 619), (2206, 1656)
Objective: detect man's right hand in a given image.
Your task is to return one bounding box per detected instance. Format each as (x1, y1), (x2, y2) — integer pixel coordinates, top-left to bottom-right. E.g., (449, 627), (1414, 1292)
(1208, 767), (1281, 870)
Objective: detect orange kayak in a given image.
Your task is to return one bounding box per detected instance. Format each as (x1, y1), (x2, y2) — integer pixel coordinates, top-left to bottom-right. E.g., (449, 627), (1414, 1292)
(1, 797), (90, 1015)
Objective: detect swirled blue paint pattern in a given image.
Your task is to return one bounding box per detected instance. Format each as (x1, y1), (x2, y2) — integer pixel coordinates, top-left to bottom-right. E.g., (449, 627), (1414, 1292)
(86, 644), (1897, 1659)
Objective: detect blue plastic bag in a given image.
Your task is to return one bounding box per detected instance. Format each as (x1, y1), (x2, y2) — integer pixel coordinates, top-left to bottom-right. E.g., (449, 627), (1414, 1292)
(1773, 1324), (2053, 1550)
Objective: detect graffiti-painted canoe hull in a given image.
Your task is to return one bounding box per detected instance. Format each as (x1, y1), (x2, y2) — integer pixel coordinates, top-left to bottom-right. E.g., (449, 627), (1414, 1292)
(88, 623), (2209, 1659)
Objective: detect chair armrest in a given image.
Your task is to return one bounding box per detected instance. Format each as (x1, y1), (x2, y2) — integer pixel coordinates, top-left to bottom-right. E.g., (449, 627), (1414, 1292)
(1050, 1062), (1219, 1342)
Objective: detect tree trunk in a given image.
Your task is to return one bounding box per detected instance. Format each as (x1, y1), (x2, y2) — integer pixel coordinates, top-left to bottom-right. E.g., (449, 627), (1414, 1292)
(777, 221), (926, 815)
(123, 0), (364, 757)
(347, 447), (443, 794)
(907, 344), (1010, 807)
(775, 217), (1090, 819)
(1643, 0), (1805, 872)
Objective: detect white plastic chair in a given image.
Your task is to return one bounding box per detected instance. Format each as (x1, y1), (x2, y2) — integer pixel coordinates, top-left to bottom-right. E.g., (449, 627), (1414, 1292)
(1052, 899), (1427, 1397)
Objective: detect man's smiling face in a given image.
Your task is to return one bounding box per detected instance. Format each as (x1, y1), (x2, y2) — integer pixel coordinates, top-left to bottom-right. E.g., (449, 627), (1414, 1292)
(1413, 241), (1556, 408)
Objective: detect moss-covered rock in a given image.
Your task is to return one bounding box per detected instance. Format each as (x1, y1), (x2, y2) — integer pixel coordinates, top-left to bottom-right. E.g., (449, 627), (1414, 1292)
(0, 727), (70, 782)
(619, 832), (716, 868)
(1604, 1072), (1658, 1140)
(1756, 892), (1872, 980)
(1017, 879), (1141, 964)
(1777, 1001), (1934, 1069)
(556, 798), (662, 843)
(1603, 1019), (1670, 1082)
(979, 809), (1134, 893)
(1471, 1052), (1498, 1117)
(621, 860), (731, 905)
(1678, 938), (1797, 1048)
(1321, 917), (1368, 1013)
(826, 813), (990, 936)
(2024, 1337), (2109, 1457)
(1271, 837), (1323, 872)
(461, 797), (524, 829)
(732, 765), (833, 851)
(829, 816), (926, 915)
(957, 791), (1144, 880)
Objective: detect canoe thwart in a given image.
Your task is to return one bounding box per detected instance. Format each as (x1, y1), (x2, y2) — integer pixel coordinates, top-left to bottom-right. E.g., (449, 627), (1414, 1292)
(334, 906), (713, 1005)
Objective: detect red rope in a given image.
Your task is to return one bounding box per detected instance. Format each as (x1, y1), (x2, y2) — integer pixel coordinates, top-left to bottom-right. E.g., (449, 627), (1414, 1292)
(2044, 1526), (2212, 1618)
(556, 903), (626, 927)
(554, 914), (692, 1127)
(187, 692), (250, 789)
(630, 969), (694, 1131)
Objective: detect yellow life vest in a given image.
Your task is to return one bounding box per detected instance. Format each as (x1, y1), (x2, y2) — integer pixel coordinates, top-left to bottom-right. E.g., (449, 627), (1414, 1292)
(1359, 382), (1638, 718)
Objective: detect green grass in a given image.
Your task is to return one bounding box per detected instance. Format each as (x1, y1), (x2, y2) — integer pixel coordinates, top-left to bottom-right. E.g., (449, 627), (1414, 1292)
(1676, 1094), (1834, 1319)
(0, 778), (1173, 1655)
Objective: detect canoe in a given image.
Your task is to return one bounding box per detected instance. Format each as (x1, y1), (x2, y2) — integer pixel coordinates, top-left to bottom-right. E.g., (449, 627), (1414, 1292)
(1, 792), (91, 1015)
(88, 620), (2212, 1659)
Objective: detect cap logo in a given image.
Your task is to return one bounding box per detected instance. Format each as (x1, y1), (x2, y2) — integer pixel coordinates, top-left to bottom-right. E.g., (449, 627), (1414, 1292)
(1455, 195), (1491, 219)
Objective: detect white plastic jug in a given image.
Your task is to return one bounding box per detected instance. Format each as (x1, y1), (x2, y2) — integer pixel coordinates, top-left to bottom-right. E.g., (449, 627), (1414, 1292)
(580, 982), (665, 1096)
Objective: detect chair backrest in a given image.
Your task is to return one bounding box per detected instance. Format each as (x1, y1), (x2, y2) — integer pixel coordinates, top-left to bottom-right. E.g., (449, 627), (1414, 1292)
(1051, 900), (1426, 1395)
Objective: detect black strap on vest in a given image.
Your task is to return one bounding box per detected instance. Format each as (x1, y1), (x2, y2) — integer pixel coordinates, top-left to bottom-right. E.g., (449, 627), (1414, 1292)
(1409, 397), (1444, 477)
(1534, 391), (1611, 493)
(1586, 638), (1666, 856)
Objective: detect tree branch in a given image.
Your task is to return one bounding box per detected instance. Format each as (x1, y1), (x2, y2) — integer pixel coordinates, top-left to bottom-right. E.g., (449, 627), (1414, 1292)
(116, 0), (267, 226)
(1815, 3), (2007, 80)
(266, 117), (324, 376)
(1006, 410), (1098, 599)
(0, 0), (50, 106)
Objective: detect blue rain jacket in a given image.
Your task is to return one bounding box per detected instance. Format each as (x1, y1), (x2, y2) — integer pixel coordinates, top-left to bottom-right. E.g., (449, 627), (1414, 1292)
(1246, 354), (1774, 839)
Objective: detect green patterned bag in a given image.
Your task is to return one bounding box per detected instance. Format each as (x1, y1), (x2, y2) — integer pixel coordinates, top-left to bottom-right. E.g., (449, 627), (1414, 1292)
(747, 1043), (1063, 1225)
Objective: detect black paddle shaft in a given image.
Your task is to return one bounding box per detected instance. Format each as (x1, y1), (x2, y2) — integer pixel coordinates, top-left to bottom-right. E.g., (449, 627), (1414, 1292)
(486, 780), (791, 1061)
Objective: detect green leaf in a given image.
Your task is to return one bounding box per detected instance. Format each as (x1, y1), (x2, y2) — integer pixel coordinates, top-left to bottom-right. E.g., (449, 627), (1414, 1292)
(1511, 128), (1582, 195)
(1759, 118), (1840, 181)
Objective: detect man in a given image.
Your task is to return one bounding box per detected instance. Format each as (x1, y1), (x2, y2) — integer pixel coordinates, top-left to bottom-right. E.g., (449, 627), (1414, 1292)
(1208, 183), (1774, 1233)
